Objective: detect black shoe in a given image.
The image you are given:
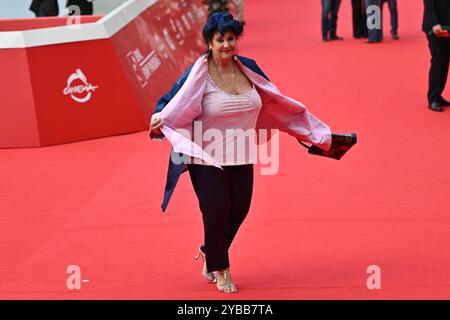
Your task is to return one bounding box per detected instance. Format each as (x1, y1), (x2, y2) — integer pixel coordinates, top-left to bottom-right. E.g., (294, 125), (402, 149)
(429, 101), (443, 112)
(330, 34), (344, 40)
(391, 32), (399, 40)
(439, 97), (450, 106)
(322, 36), (329, 42)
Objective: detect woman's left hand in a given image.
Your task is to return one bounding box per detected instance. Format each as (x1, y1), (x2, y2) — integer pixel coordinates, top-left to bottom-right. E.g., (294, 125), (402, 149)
(150, 117), (163, 136)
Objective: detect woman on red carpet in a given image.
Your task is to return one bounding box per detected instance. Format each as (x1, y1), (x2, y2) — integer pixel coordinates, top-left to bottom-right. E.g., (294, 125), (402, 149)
(149, 13), (332, 293)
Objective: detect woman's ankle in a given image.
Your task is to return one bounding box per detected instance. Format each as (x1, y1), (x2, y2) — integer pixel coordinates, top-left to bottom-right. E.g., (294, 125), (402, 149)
(215, 269), (237, 293)
(215, 268), (232, 283)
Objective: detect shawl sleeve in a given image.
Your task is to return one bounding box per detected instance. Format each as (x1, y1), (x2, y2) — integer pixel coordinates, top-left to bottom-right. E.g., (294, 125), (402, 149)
(238, 58), (332, 151)
(149, 54), (222, 168)
(149, 65), (193, 140)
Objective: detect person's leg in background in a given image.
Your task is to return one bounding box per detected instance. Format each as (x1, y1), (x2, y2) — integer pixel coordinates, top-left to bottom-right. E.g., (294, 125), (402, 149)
(37, 0), (59, 16)
(362, 0), (368, 38)
(83, 0), (94, 15)
(322, 0), (332, 41)
(329, 0), (344, 40)
(366, 0), (383, 43)
(352, 0), (368, 38)
(386, 0), (399, 39)
(226, 164), (253, 250)
(440, 39), (450, 106)
(233, 0), (245, 24)
(207, 0), (229, 17)
(426, 35), (450, 111)
(67, 0), (93, 15)
(352, 0), (362, 38)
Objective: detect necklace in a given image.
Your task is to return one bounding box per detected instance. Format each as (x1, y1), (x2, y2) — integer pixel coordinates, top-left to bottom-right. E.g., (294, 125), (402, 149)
(211, 58), (241, 95)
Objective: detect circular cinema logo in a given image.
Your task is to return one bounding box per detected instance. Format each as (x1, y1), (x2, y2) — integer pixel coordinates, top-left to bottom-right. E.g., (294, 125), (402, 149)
(63, 69), (99, 103)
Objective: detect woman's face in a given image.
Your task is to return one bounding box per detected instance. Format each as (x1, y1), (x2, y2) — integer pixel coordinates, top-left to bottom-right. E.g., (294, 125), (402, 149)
(209, 31), (237, 60)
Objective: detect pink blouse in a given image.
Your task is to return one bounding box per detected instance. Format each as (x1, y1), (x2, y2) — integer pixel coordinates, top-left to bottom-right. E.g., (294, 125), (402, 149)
(192, 74), (262, 166)
(150, 54), (332, 169)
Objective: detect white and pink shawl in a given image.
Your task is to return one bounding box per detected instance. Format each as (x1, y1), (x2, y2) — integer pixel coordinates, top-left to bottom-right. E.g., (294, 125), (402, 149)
(150, 54), (332, 168)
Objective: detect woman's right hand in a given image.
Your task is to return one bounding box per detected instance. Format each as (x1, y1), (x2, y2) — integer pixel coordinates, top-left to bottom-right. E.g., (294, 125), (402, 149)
(433, 24), (443, 35)
(150, 116), (163, 137)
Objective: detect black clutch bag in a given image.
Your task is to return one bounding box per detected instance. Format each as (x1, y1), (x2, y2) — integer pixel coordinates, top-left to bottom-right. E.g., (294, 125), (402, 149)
(298, 133), (357, 160)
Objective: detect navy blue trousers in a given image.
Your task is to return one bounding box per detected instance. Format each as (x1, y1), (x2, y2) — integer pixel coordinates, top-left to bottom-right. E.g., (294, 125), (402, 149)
(366, 0), (383, 42)
(383, 0), (398, 34)
(188, 164), (253, 273)
(366, 0), (398, 41)
(322, 0), (342, 37)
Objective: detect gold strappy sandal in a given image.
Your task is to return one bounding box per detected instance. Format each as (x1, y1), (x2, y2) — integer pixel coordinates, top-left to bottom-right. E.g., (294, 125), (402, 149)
(194, 248), (216, 283)
(215, 269), (238, 293)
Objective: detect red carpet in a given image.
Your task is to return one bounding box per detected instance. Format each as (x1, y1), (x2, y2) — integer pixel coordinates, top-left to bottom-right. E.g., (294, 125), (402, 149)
(1, 0), (450, 299)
